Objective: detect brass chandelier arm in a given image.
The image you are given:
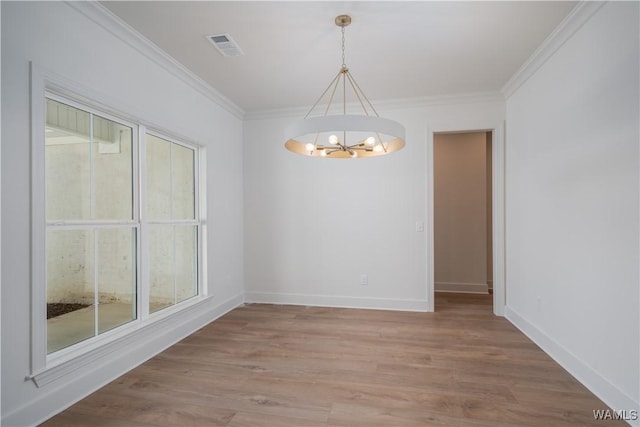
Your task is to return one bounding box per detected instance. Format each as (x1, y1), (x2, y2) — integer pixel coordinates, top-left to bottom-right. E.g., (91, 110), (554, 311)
(311, 71), (343, 147)
(342, 68), (347, 115)
(304, 69), (343, 119)
(321, 144), (377, 157)
(344, 71), (369, 116)
(347, 71), (381, 118)
(325, 69), (342, 117)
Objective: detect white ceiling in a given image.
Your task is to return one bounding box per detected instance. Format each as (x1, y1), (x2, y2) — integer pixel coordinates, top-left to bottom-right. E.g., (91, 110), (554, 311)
(101, 1), (577, 113)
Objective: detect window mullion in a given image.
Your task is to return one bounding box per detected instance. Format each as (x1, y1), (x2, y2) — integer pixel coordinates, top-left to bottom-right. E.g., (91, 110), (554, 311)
(89, 113), (95, 220)
(195, 148), (201, 298)
(132, 125), (142, 323)
(146, 220), (198, 225)
(90, 99), (99, 338)
(132, 126), (140, 224)
(198, 147), (206, 298)
(138, 126), (149, 321)
(139, 223), (149, 319)
(45, 221), (138, 228)
(169, 142), (174, 221)
(193, 147), (199, 222)
(170, 144), (177, 305)
(93, 230), (99, 337)
(173, 225), (177, 305)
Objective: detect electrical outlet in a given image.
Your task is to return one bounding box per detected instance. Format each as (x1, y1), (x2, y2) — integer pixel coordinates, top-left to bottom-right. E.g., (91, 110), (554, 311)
(360, 274), (368, 285)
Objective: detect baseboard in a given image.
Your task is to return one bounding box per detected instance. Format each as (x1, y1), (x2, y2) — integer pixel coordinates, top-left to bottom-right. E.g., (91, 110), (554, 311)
(435, 282), (488, 294)
(505, 306), (639, 427)
(244, 291), (429, 312)
(3, 293), (244, 427)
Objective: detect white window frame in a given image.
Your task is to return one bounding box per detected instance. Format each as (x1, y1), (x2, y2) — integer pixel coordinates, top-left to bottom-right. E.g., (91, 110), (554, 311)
(141, 128), (203, 319)
(43, 94), (141, 358)
(30, 65), (208, 386)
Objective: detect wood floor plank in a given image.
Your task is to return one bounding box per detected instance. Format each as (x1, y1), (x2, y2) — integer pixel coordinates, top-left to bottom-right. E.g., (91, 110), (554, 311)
(60, 391), (236, 427)
(227, 412), (328, 427)
(40, 293), (625, 426)
(41, 411), (158, 427)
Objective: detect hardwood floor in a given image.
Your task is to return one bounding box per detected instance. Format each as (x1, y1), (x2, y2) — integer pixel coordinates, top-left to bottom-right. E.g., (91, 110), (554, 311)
(41, 293), (623, 426)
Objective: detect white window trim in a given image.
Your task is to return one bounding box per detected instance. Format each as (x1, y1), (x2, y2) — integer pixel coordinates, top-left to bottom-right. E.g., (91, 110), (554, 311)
(29, 63), (208, 386)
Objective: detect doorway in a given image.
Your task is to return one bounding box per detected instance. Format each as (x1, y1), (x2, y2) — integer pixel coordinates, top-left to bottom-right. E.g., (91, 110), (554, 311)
(426, 123), (505, 316)
(433, 131), (492, 310)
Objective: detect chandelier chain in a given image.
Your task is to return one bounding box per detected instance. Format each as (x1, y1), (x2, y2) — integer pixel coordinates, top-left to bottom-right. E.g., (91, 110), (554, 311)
(341, 26), (346, 68)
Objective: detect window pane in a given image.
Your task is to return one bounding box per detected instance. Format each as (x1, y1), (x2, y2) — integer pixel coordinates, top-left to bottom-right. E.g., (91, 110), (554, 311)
(94, 116), (133, 220)
(175, 225), (197, 303)
(45, 99), (91, 221)
(172, 144), (195, 220)
(148, 225), (198, 313)
(97, 228), (136, 333)
(146, 135), (171, 220)
(47, 229), (95, 353)
(146, 134), (196, 220)
(149, 225), (173, 313)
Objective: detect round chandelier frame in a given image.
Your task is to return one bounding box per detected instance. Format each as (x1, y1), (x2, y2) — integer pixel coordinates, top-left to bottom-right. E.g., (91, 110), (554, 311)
(284, 15), (406, 158)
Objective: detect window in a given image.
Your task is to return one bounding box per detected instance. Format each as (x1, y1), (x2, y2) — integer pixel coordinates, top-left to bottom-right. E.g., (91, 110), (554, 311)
(45, 98), (137, 353)
(39, 93), (203, 363)
(145, 134), (198, 313)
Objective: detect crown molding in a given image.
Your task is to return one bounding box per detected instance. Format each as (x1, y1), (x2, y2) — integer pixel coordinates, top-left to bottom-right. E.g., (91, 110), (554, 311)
(375, 91), (505, 110)
(244, 91), (505, 121)
(66, 1), (245, 120)
(501, 1), (606, 99)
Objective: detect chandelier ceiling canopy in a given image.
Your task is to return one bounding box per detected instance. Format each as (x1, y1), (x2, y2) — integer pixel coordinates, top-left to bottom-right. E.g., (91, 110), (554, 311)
(284, 15), (406, 158)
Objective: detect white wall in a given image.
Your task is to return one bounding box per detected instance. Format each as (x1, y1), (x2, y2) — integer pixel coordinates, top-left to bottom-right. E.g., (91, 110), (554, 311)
(244, 100), (504, 310)
(505, 1), (639, 418)
(1, 2), (244, 425)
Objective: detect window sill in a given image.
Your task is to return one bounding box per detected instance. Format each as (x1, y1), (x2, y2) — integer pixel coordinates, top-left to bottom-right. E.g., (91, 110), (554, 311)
(30, 295), (213, 388)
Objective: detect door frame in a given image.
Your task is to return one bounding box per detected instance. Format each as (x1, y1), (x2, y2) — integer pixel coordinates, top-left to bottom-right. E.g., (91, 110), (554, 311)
(426, 121), (506, 316)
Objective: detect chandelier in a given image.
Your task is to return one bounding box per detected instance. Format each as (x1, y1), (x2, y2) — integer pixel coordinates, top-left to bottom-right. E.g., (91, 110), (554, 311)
(284, 15), (405, 158)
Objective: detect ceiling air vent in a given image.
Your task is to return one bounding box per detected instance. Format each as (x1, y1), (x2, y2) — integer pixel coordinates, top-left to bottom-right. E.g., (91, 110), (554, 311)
(206, 33), (244, 57)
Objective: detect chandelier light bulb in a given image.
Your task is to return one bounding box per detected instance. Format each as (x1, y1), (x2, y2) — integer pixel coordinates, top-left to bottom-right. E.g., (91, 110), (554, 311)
(320, 149), (327, 157)
(373, 144), (383, 152)
(350, 151), (357, 158)
(329, 134), (339, 145)
(305, 143), (315, 152)
(365, 136), (376, 146)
